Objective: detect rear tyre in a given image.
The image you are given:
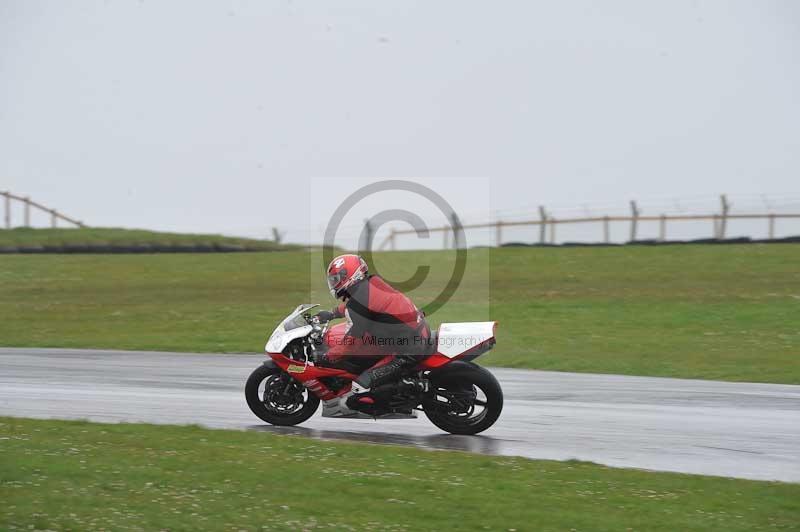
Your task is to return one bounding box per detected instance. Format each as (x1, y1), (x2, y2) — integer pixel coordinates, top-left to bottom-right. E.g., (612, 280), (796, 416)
(423, 364), (503, 435)
(245, 364), (320, 426)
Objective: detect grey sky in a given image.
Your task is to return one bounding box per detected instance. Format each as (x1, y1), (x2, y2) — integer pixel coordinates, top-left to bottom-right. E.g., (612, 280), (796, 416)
(2, 0), (799, 246)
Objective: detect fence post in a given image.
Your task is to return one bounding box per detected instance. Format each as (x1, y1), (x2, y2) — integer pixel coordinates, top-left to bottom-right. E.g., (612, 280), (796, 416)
(495, 220), (503, 247)
(51, 209), (57, 228)
(24, 197), (31, 227)
(538, 206), (547, 244)
(659, 214), (666, 242)
(768, 214), (775, 240)
(361, 219), (374, 252)
(629, 200), (640, 242)
(549, 218), (556, 244)
(450, 211), (462, 249)
(603, 216), (610, 243)
(389, 228), (396, 251)
(719, 194), (730, 240)
(2, 191), (9, 229)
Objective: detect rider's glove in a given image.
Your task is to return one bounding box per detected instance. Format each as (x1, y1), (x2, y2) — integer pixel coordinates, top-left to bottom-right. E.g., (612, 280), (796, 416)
(315, 310), (335, 323)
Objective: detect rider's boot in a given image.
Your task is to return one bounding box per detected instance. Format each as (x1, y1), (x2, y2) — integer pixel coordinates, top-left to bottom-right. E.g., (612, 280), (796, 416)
(339, 357), (408, 410)
(344, 357), (427, 414)
(354, 355), (414, 389)
(341, 356), (410, 411)
(341, 382), (375, 411)
(398, 377), (429, 394)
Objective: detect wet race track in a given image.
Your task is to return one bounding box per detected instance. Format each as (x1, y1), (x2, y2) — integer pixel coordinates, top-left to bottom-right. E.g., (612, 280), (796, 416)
(1, 348), (798, 482)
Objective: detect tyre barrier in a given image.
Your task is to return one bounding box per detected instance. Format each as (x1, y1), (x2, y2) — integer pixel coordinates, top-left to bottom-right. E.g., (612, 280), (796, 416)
(501, 235), (800, 248)
(0, 242), (273, 254)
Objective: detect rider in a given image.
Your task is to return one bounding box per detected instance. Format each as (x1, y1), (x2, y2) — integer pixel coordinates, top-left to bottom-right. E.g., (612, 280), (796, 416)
(315, 254), (431, 401)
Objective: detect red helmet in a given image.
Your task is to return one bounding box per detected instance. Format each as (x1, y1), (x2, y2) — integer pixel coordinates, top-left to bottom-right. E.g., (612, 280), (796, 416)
(327, 254), (368, 299)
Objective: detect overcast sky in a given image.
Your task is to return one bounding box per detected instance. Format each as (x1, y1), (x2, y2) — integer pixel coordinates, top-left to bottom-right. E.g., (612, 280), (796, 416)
(2, 0), (799, 246)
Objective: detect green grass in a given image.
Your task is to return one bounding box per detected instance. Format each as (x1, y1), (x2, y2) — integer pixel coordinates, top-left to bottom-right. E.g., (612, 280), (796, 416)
(1, 245), (799, 383)
(1, 417), (797, 531)
(0, 227), (296, 251)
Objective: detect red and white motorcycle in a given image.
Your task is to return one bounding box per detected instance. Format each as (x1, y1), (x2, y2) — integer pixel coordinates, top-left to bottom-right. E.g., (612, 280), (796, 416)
(245, 304), (503, 435)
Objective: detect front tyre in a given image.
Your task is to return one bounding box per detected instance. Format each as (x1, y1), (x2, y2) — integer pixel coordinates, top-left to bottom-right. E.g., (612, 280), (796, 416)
(423, 363), (503, 435)
(245, 364), (320, 426)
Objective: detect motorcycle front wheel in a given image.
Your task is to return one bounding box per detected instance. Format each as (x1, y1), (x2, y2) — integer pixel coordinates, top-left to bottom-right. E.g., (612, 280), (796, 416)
(423, 364), (503, 435)
(245, 364), (320, 426)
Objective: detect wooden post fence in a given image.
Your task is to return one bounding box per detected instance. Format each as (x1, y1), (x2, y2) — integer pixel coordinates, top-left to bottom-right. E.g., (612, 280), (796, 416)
(0, 191), (85, 229)
(380, 200), (800, 250)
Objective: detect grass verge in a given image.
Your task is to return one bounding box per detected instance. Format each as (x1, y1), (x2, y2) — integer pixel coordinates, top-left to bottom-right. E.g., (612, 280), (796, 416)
(1, 417), (798, 531)
(1, 245), (798, 383)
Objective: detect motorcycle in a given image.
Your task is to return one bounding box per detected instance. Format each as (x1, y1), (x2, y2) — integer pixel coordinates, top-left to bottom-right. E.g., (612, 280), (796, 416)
(245, 304), (503, 435)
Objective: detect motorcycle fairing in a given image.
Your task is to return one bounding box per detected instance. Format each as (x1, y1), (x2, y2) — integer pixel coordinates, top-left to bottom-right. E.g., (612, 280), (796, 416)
(268, 353), (358, 401)
(436, 322), (496, 357)
(419, 321), (497, 369)
(321, 398), (418, 419)
(265, 304), (320, 353)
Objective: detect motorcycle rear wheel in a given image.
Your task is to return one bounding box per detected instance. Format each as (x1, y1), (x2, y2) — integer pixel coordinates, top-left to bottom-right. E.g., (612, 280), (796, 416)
(245, 364), (320, 426)
(423, 364), (503, 435)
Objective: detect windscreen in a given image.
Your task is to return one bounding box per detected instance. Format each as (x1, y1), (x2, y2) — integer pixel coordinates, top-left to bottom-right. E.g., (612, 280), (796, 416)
(281, 304), (318, 331)
(283, 314), (308, 331)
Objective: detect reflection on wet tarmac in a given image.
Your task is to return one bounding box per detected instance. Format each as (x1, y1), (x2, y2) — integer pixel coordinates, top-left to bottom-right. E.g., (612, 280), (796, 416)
(247, 424), (505, 454)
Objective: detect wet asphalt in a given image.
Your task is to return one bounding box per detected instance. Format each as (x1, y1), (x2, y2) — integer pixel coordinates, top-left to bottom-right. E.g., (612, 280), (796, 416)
(1, 347), (798, 482)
